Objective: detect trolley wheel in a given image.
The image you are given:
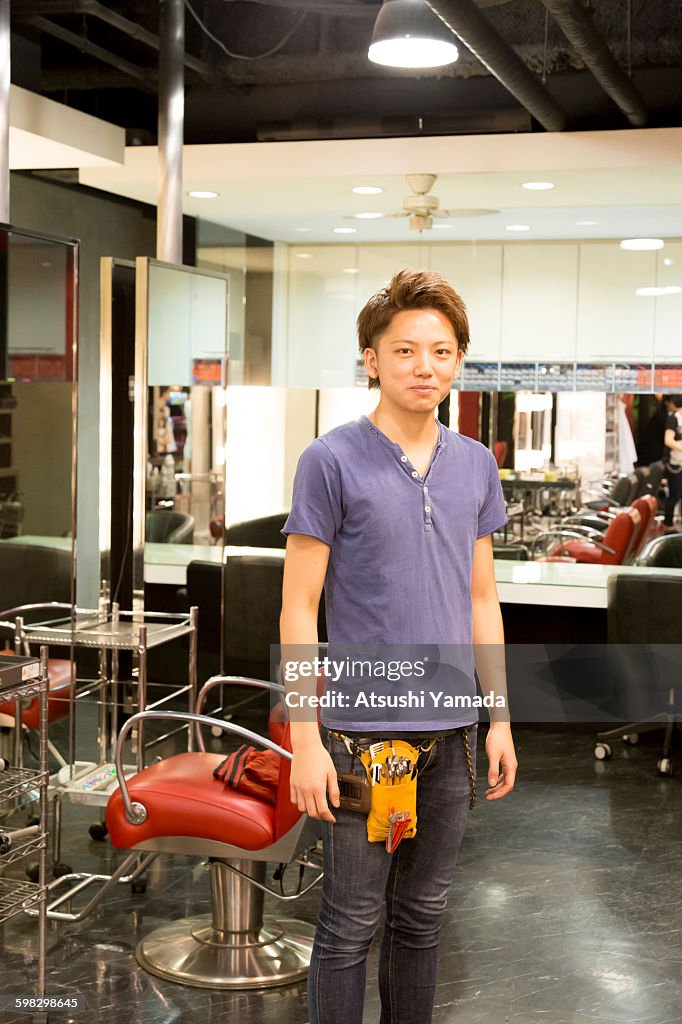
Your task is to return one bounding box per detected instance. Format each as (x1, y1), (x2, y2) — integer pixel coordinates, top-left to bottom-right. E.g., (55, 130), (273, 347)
(89, 822), (108, 842)
(53, 862), (72, 879)
(210, 725), (223, 738)
(622, 733), (639, 745)
(131, 877), (147, 895)
(657, 757), (673, 777)
(25, 863), (39, 883)
(594, 742), (612, 761)
(25, 814), (40, 828)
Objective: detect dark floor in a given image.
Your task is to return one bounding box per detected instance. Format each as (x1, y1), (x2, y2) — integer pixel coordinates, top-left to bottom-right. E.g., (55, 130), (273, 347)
(1, 705), (681, 1024)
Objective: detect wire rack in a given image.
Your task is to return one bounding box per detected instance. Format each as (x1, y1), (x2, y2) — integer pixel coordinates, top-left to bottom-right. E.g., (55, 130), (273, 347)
(0, 830), (46, 867)
(0, 678), (42, 703)
(21, 613), (193, 650)
(0, 767), (46, 803)
(0, 877), (44, 925)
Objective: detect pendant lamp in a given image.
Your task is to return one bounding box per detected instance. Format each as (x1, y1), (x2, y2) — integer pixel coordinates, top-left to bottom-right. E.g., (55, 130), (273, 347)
(368, 0), (459, 69)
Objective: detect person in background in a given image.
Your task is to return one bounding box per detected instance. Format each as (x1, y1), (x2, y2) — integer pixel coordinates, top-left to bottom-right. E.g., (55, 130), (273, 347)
(662, 394), (682, 533)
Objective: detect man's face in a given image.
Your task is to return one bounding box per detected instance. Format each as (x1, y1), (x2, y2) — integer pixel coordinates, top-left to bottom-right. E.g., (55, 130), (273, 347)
(363, 308), (463, 411)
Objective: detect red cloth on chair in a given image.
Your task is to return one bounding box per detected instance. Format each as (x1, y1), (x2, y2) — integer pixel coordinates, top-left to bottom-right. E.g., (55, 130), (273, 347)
(213, 744), (280, 805)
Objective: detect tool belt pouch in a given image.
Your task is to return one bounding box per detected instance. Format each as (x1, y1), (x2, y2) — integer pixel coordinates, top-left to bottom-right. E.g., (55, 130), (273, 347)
(359, 740), (420, 850)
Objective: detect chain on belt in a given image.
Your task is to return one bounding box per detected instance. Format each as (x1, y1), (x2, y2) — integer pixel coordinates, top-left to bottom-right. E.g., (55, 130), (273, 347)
(328, 727), (477, 810)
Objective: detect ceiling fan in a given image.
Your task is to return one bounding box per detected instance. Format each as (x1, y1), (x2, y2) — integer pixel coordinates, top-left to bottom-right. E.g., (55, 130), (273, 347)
(357, 173), (498, 231)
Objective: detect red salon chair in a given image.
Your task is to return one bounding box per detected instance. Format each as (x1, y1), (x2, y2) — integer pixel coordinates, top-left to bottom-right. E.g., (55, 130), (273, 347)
(106, 675), (321, 990)
(532, 507), (640, 565)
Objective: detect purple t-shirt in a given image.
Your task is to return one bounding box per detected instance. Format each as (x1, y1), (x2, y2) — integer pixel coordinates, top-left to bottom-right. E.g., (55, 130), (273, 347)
(282, 415), (507, 730)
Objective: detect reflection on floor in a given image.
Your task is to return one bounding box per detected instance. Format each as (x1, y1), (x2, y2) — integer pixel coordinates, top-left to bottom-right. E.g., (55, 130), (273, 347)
(1, 716), (681, 1024)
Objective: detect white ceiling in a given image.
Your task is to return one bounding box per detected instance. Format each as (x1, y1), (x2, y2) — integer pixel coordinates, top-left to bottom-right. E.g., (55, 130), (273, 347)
(79, 127), (682, 244)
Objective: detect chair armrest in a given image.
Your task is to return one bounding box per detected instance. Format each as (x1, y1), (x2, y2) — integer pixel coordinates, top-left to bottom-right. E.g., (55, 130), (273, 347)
(114, 709), (293, 825)
(531, 529), (616, 558)
(195, 674), (286, 751)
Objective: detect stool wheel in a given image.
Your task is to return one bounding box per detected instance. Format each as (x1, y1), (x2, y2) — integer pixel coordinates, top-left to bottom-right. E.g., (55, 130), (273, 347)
(594, 742), (612, 761)
(657, 757), (673, 777)
(89, 822), (109, 841)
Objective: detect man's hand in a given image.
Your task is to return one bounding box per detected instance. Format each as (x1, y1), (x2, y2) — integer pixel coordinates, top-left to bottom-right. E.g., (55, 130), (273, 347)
(485, 722), (517, 800)
(290, 741), (340, 823)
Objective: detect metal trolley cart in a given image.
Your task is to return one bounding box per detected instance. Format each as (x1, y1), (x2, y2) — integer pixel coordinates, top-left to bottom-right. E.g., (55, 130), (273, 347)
(0, 650), (50, 1023)
(13, 603), (198, 870)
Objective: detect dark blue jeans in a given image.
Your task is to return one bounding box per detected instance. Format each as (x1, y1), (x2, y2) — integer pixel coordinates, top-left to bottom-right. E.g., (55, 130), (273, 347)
(308, 725), (477, 1024)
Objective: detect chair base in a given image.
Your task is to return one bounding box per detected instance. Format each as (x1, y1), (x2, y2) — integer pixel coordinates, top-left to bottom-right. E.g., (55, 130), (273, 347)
(136, 914), (315, 989)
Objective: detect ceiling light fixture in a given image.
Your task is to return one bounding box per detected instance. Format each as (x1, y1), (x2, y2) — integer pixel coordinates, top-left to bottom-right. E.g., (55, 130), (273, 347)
(334, 227), (357, 234)
(620, 238), (665, 251)
(522, 181), (554, 190)
(295, 253), (313, 259)
(635, 285), (681, 297)
(368, 0), (459, 69)
(432, 224), (454, 230)
(576, 220), (599, 226)
(343, 268), (360, 274)
(505, 224), (531, 232)
(352, 186), (384, 195)
(294, 227), (312, 232)
(663, 257), (674, 266)
(188, 190), (219, 199)
(354, 212), (384, 220)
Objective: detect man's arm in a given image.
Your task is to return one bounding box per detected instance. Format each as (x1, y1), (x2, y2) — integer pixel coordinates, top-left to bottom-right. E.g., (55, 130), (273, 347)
(280, 534), (340, 822)
(471, 534), (518, 801)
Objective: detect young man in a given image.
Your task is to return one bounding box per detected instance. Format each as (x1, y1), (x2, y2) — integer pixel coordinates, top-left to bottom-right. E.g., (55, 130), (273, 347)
(280, 269), (517, 1024)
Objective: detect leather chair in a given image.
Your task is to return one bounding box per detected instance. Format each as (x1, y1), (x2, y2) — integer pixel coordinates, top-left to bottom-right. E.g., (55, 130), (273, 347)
(559, 496), (657, 562)
(106, 676), (321, 989)
(594, 574), (681, 775)
(584, 472), (639, 511)
(635, 533), (682, 568)
(224, 513), (288, 549)
(145, 510), (195, 545)
(532, 508), (640, 565)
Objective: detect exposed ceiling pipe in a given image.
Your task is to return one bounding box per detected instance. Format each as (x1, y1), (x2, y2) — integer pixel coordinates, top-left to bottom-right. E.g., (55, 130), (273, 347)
(25, 15), (149, 82)
(0, 0), (9, 222)
(424, 0), (567, 131)
(13, 0), (211, 79)
(537, 0), (647, 127)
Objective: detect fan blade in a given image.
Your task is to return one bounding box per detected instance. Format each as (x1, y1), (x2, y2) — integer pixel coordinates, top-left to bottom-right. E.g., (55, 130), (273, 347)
(439, 208), (499, 218)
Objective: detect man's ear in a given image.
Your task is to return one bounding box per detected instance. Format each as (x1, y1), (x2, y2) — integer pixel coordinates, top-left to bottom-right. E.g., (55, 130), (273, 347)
(363, 345), (379, 384)
(452, 348), (464, 381)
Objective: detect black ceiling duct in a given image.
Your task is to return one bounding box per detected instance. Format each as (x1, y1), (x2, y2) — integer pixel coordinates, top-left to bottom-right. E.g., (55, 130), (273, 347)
(537, 0), (647, 126)
(425, 0), (568, 131)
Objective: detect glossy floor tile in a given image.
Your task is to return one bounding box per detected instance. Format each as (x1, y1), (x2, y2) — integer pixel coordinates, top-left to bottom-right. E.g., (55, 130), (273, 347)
(1, 714), (681, 1024)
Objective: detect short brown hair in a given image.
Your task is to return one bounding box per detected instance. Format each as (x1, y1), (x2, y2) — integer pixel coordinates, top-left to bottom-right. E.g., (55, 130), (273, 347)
(357, 269), (469, 389)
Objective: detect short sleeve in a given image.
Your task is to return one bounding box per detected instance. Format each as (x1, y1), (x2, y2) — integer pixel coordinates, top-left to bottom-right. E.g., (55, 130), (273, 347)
(281, 439), (343, 547)
(476, 449), (507, 539)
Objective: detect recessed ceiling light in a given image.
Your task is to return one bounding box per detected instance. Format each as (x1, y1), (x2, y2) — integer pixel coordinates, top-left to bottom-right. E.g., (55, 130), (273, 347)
(522, 181), (554, 190)
(352, 186), (384, 195)
(505, 224), (531, 232)
(576, 220), (599, 226)
(334, 227), (357, 234)
(432, 224), (454, 230)
(295, 253), (313, 260)
(294, 227), (313, 233)
(343, 267), (360, 274)
(188, 190), (219, 199)
(353, 212), (384, 220)
(620, 238), (665, 251)
(635, 285), (681, 296)
(664, 257), (674, 266)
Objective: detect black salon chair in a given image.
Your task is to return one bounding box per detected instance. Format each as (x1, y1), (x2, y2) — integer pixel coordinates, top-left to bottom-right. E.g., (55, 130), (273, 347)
(146, 510), (195, 544)
(224, 513), (288, 549)
(594, 574), (681, 775)
(635, 533), (682, 569)
(584, 472), (639, 511)
(493, 543), (530, 561)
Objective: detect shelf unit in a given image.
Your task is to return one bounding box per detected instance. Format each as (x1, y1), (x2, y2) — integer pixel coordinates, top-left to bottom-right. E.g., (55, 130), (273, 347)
(0, 651), (49, 1022)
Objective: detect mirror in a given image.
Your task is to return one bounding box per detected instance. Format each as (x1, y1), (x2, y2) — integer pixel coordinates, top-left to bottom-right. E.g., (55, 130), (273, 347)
(0, 224), (78, 613)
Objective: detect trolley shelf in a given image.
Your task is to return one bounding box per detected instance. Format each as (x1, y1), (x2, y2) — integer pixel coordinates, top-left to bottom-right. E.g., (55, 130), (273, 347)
(0, 829), (47, 867)
(0, 767), (47, 803)
(20, 610), (193, 650)
(56, 761), (138, 807)
(0, 876), (45, 925)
